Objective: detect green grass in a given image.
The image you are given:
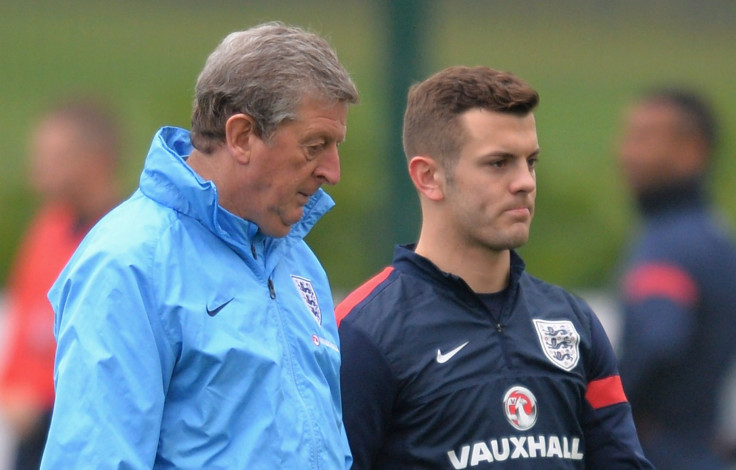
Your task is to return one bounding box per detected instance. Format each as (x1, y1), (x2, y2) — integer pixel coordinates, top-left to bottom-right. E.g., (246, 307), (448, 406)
(1, 0), (735, 294)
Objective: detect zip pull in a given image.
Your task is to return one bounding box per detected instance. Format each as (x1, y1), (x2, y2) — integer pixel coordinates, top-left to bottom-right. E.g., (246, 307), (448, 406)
(496, 323), (504, 333)
(268, 278), (276, 299)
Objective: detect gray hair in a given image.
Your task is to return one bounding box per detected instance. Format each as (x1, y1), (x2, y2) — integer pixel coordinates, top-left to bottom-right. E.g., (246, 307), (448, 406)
(191, 22), (359, 153)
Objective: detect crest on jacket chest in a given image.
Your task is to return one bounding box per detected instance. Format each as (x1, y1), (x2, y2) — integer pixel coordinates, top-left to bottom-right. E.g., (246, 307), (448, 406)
(532, 319), (580, 371)
(292, 275), (322, 325)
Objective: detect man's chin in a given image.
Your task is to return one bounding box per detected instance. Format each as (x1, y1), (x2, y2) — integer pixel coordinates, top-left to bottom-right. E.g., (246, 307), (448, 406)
(497, 232), (530, 251)
(258, 217), (296, 238)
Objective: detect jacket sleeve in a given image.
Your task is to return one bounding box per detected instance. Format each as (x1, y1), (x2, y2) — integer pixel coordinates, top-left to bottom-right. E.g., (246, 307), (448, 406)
(41, 251), (176, 469)
(339, 318), (397, 470)
(581, 310), (655, 469)
(617, 262), (697, 409)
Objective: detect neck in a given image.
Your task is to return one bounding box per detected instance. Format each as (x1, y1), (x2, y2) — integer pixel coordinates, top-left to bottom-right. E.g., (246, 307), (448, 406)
(186, 148), (218, 181)
(67, 183), (120, 231)
(415, 232), (511, 293)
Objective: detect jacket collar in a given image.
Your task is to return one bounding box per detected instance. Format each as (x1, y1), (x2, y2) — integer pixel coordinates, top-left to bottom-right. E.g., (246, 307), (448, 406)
(393, 244), (526, 299)
(636, 177), (708, 219)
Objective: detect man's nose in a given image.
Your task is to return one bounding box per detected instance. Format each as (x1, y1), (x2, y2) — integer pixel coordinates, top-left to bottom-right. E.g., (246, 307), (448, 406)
(511, 164), (536, 193)
(316, 145), (341, 185)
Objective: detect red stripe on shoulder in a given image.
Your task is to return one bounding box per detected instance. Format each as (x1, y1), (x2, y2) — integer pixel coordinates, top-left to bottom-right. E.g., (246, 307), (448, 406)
(586, 375), (627, 409)
(623, 263), (698, 307)
(335, 267), (394, 326)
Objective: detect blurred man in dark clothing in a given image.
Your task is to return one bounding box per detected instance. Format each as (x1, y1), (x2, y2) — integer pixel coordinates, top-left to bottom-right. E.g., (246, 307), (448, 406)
(616, 88), (736, 469)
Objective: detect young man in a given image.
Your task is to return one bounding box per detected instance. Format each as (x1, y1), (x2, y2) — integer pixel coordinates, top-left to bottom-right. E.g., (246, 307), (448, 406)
(337, 66), (652, 469)
(616, 88), (736, 469)
(40, 22), (358, 468)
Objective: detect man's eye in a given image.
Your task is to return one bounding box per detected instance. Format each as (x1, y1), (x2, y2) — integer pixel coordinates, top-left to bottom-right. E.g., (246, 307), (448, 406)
(528, 157), (539, 169)
(306, 143), (325, 158)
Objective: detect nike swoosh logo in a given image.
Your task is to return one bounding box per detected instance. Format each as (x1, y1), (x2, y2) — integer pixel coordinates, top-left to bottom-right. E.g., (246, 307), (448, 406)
(436, 341), (470, 364)
(206, 298), (234, 317)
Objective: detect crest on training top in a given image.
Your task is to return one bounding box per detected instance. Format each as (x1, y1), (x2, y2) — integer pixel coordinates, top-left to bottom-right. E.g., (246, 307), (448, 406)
(292, 275), (322, 325)
(532, 319), (580, 371)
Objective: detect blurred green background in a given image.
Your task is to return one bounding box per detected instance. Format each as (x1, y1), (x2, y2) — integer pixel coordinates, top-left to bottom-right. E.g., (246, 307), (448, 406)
(1, 0), (735, 297)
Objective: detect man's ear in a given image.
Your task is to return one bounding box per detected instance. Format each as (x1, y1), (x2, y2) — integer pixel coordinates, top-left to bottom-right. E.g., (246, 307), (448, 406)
(225, 113), (256, 164)
(408, 155), (445, 201)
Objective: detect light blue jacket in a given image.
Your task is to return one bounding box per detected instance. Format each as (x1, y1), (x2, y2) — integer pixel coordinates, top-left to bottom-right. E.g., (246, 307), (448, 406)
(41, 127), (352, 469)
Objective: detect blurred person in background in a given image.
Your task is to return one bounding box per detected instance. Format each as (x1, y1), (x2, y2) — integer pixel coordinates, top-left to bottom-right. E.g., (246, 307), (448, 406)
(337, 65), (652, 469)
(0, 98), (122, 470)
(40, 22), (358, 469)
(616, 87), (736, 469)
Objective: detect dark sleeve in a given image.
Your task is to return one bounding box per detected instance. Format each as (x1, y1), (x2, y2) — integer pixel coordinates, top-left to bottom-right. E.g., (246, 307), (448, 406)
(617, 262), (697, 408)
(582, 312), (655, 469)
(339, 320), (397, 470)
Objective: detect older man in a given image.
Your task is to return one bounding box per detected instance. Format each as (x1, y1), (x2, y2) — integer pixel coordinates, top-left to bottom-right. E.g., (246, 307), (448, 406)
(41, 22), (358, 469)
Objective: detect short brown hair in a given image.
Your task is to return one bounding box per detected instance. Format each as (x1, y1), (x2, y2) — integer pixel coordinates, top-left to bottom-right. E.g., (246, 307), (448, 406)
(402, 66), (539, 167)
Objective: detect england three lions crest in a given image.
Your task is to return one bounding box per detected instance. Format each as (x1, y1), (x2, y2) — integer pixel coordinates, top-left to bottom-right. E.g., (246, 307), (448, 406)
(291, 275), (322, 325)
(532, 319), (580, 371)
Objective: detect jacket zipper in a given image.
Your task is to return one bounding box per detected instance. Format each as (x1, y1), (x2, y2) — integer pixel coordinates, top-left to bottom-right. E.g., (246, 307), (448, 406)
(268, 278), (276, 299)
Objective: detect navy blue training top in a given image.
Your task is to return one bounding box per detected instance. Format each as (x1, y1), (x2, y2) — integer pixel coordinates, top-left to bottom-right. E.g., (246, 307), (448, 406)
(618, 180), (736, 468)
(338, 246), (653, 469)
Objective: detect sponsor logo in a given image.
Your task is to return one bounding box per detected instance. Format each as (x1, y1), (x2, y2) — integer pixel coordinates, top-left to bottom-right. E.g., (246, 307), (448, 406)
(447, 435), (584, 468)
(206, 297), (234, 317)
(446, 384), (583, 468)
(311, 334), (339, 352)
(436, 341), (470, 364)
(532, 319), (580, 371)
(291, 275), (322, 325)
(503, 386), (537, 431)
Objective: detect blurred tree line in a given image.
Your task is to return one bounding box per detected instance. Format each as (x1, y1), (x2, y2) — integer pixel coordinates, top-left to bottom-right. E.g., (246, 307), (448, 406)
(1, 0), (734, 296)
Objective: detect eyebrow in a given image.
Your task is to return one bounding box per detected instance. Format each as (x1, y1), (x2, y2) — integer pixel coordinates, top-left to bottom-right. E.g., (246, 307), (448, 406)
(485, 148), (540, 159)
(303, 129), (346, 145)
